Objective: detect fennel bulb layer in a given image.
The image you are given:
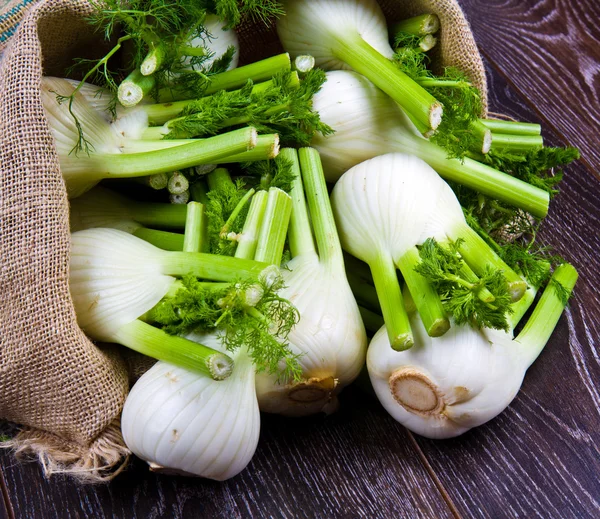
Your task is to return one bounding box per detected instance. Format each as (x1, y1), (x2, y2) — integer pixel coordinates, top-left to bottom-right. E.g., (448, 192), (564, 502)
(277, 0), (394, 71)
(122, 333), (259, 480)
(255, 252), (367, 415)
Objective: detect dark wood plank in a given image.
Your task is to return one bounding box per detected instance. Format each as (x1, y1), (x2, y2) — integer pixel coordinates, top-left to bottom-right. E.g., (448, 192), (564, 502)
(0, 388), (455, 519)
(413, 54), (600, 519)
(459, 0), (600, 174)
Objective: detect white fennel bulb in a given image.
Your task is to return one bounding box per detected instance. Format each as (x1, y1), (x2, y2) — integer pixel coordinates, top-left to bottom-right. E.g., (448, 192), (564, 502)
(122, 332), (259, 480)
(367, 264), (577, 438)
(277, 0), (442, 132)
(42, 77), (259, 198)
(186, 14), (240, 70)
(255, 148), (367, 416)
(69, 228), (268, 377)
(331, 153), (527, 348)
(311, 70), (549, 218)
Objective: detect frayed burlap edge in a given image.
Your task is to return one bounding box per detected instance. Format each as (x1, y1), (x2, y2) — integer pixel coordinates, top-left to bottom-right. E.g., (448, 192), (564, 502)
(0, 419), (130, 484)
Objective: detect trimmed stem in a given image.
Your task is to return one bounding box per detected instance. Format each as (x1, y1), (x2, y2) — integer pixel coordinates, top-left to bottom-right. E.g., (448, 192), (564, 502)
(218, 134), (280, 163)
(138, 173), (168, 190)
(112, 319), (233, 379)
(170, 191), (189, 204)
(333, 34), (443, 132)
(140, 45), (166, 76)
(235, 190), (268, 260)
(168, 171), (189, 195)
(127, 200), (188, 229)
(419, 35), (437, 52)
(402, 283), (417, 314)
(359, 306), (384, 334)
(161, 251), (269, 280)
(284, 148), (316, 258)
(490, 133), (544, 153)
(190, 180), (209, 204)
(452, 223), (527, 301)
(158, 53), (292, 102)
(481, 119), (542, 136)
(133, 227), (184, 251)
(183, 202), (205, 253)
(142, 74), (299, 125)
(298, 147), (344, 266)
(392, 14), (440, 36)
(370, 252), (413, 350)
(99, 127), (258, 177)
(472, 119), (493, 154)
(507, 285), (537, 331)
(294, 55), (315, 73)
(207, 167), (234, 191)
(410, 137), (550, 217)
(254, 188), (293, 266)
(118, 69), (156, 108)
(347, 271), (381, 314)
(397, 247), (450, 337)
(515, 264), (578, 366)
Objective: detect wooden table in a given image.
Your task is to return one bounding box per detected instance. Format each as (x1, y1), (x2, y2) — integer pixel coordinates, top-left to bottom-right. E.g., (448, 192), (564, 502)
(1, 0), (599, 517)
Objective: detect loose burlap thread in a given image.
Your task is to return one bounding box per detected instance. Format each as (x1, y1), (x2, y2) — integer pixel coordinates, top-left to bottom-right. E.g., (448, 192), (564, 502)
(0, 0), (486, 483)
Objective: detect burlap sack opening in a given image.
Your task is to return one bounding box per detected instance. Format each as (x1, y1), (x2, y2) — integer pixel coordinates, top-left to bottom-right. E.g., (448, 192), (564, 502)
(0, 0), (486, 483)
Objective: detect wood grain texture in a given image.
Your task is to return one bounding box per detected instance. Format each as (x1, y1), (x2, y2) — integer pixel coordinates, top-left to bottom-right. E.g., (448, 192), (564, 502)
(459, 0), (600, 174)
(0, 389), (454, 519)
(1, 2), (599, 518)
(413, 55), (600, 519)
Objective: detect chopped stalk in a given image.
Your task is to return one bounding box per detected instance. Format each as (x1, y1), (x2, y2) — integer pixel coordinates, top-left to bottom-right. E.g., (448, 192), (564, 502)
(133, 228), (184, 251)
(142, 74), (300, 125)
(333, 34), (443, 132)
(490, 133), (544, 153)
(371, 252), (413, 350)
(294, 55), (315, 73)
(235, 190), (268, 260)
(219, 134), (280, 163)
(347, 271), (381, 315)
(168, 171), (190, 195)
(170, 191), (190, 204)
(118, 69), (156, 108)
(418, 35), (437, 52)
(138, 173), (168, 190)
(158, 53), (292, 101)
(515, 264), (578, 365)
(359, 306), (384, 334)
(285, 148), (316, 258)
(392, 14), (440, 36)
(452, 223), (527, 301)
(298, 147), (344, 266)
(140, 44), (167, 76)
(160, 251), (268, 280)
(254, 188), (293, 266)
(481, 119), (542, 136)
(88, 127), (259, 178)
(183, 202), (205, 253)
(397, 247), (450, 337)
(112, 319), (233, 380)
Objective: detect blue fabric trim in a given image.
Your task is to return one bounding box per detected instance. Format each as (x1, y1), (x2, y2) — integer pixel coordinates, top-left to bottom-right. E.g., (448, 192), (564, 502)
(0, 0), (35, 42)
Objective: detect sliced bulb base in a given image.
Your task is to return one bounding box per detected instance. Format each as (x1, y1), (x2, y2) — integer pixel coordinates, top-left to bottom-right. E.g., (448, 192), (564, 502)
(389, 368), (445, 416)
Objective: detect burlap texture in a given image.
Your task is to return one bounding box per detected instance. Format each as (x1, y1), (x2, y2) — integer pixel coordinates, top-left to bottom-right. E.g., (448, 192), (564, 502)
(0, 0), (486, 482)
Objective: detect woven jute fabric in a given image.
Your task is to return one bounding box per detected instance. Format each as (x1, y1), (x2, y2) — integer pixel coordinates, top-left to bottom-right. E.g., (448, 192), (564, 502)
(0, 0), (129, 482)
(0, 0), (486, 482)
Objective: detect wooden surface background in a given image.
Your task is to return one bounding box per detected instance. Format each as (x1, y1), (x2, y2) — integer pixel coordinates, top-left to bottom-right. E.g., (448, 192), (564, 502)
(1, 0), (599, 517)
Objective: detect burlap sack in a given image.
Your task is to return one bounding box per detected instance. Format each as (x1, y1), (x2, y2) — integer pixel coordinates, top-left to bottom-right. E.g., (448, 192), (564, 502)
(0, 0), (486, 483)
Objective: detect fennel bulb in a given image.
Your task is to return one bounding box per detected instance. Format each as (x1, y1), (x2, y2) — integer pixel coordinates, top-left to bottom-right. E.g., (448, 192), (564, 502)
(367, 264), (578, 438)
(69, 228), (268, 377)
(331, 153), (527, 349)
(311, 70), (550, 218)
(122, 332), (259, 480)
(42, 77), (261, 198)
(277, 0), (442, 132)
(255, 148), (367, 416)
(186, 14), (240, 70)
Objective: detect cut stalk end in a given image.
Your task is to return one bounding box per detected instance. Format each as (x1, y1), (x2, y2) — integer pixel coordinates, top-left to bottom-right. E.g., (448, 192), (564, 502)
(428, 318), (451, 337)
(391, 333), (414, 351)
(208, 353), (234, 380)
(429, 103), (443, 131)
(508, 279), (527, 302)
(389, 368), (444, 415)
(482, 129), (493, 154)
